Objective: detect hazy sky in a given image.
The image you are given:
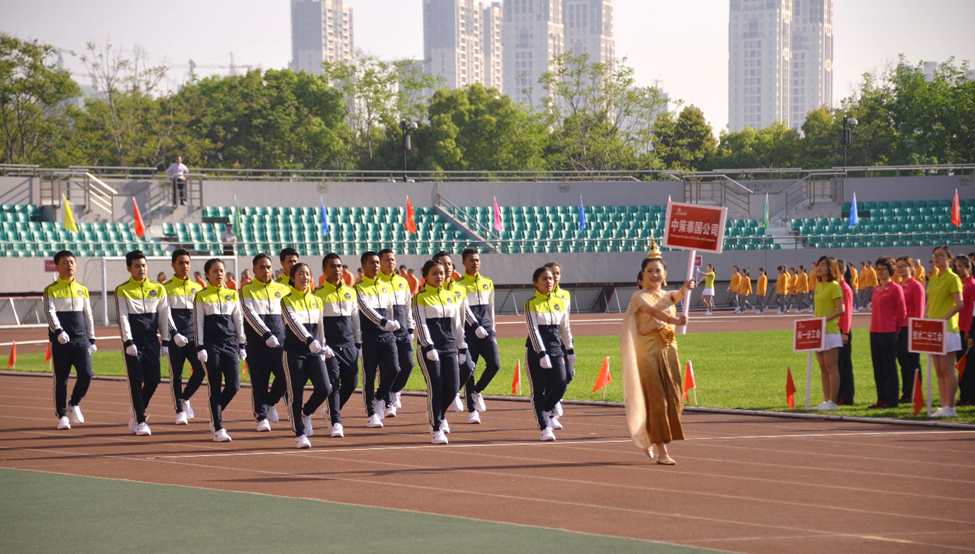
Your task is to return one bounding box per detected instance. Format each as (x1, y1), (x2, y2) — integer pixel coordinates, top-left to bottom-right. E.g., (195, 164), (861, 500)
(3, 0), (973, 135)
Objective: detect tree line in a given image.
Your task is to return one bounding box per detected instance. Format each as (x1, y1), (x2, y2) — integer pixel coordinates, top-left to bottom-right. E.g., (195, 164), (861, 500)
(2, 33), (972, 173)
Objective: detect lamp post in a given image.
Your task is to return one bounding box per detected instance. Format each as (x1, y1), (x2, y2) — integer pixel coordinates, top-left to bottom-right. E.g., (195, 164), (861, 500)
(400, 119), (418, 182)
(842, 116), (858, 167)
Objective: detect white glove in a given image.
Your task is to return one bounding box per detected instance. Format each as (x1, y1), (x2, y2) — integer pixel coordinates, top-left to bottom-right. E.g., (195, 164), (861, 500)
(459, 353), (468, 365)
(540, 354), (552, 369)
(87, 344), (97, 355)
(475, 326), (489, 339)
(568, 353), (576, 364)
(197, 350), (208, 363)
(322, 345), (335, 359)
(266, 335), (280, 348)
(173, 333), (188, 347)
(426, 349), (440, 362)
(384, 320), (401, 332)
(125, 344), (139, 357)
(239, 348), (247, 361)
(309, 340), (322, 354)
(161, 346), (169, 357)
(57, 331), (70, 344)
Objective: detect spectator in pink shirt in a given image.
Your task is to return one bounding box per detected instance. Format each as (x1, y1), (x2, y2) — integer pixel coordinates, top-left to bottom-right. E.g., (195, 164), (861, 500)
(868, 257), (906, 409)
(896, 256), (926, 403)
(836, 260), (856, 406)
(954, 256), (975, 406)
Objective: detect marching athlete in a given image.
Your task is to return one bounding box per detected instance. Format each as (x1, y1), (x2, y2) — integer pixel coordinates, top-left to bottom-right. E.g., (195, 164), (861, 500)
(698, 264), (716, 315)
(729, 266), (741, 313)
(459, 248), (501, 423)
(194, 258), (246, 442)
(756, 268), (769, 314)
(164, 249), (201, 425)
(379, 249), (415, 417)
(524, 266), (574, 441)
(739, 269), (755, 313)
(796, 265), (809, 312)
(433, 251), (475, 414)
(44, 250), (96, 430)
(314, 253), (361, 437)
(277, 248), (301, 288)
(355, 251), (401, 428)
(774, 266), (788, 314)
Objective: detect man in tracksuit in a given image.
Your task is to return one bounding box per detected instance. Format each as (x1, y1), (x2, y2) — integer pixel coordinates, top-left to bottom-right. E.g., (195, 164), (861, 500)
(314, 253), (361, 437)
(459, 248), (500, 424)
(164, 249), (201, 425)
(115, 250), (171, 436)
(379, 249), (415, 418)
(355, 251), (400, 429)
(240, 253), (289, 432)
(277, 248), (301, 288)
(44, 250), (96, 430)
(434, 251), (476, 413)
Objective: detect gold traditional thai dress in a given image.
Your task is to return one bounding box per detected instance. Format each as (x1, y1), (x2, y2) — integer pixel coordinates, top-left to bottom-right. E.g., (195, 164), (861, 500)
(620, 288), (684, 450)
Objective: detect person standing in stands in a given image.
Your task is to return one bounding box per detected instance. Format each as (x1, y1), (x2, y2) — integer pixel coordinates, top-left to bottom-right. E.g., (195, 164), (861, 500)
(240, 254), (289, 432)
(698, 264), (716, 315)
(220, 224), (237, 256)
(164, 249), (202, 425)
(868, 257), (906, 409)
(756, 267), (769, 314)
(314, 253), (361, 437)
(166, 155), (189, 206)
(379, 249), (415, 418)
(44, 250), (97, 430)
(116, 250), (171, 436)
(953, 256), (975, 406)
(796, 265), (809, 312)
(836, 260), (856, 405)
(194, 258), (246, 442)
(927, 245), (963, 418)
(459, 248), (500, 423)
(895, 256), (925, 403)
(811, 256), (845, 411)
(728, 266), (741, 313)
(775, 266), (788, 314)
(355, 251), (401, 428)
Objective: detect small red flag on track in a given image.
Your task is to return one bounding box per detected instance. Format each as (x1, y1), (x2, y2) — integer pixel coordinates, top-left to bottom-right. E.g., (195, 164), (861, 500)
(785, 365), (796, 410)
(405, 197), (416, 234)
(6, 341), (16, 369)
(242, 360), (248, 378)
(512, 360), (521, 395)
(682, 360), (696, 401)
(913, 369), (925, 417)
(951, 189), (961, 227)
(44, 343), (52, 366)
(133, 198), (146, 238)
(957, 350), (968, 381)
(593, 357), (612, 393)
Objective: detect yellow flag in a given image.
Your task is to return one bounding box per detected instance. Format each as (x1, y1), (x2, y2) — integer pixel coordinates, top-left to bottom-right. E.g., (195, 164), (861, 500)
(62, 194), (78, 233)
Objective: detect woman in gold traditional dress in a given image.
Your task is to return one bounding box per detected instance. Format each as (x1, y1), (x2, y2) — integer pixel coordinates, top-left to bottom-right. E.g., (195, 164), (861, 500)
(620, 241), (694, 465)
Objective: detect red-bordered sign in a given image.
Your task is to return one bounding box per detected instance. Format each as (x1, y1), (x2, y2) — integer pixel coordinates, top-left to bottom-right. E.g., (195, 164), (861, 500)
(44, 260), (57, 272)
(793, 318), (825, 352)
(908, 318), (947, 355)
(663, 202), (728, 254)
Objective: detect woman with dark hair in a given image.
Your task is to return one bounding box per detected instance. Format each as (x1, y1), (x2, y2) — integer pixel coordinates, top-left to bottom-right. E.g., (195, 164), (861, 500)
(952, 256), (975, 406)
(868, 257), (906, 409)
(811, 256), (845, 411)
(524, 265), (573, 442)
(836, 260), (856, 405)
(698, 264), (715, 315)
(927, 245), (964, 418)
(412, 260), (465, 444)
(895, 256), (925, 403)
(620, 240), (695, 464)
(194, 258), (246, 442)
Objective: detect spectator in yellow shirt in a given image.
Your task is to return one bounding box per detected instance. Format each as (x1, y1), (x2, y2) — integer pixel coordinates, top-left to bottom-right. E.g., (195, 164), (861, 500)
(756, 267), (769, 314)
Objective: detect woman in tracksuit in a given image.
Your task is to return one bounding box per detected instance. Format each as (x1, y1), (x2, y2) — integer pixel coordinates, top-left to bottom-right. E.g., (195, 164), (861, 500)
(194, 258), (246, 442)
(281, 263), (333, 449)
(413, 260), (466, 445)
(525, 266), (574, 442)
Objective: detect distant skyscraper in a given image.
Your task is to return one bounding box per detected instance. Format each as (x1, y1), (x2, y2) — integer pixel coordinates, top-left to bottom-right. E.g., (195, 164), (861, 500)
(728, 0), (793, 132)
(563, 0), (615, 63)
(503, 0), (564, 106)
(483, 2), (504, 91)
(424, 0), (485, 90)
(290, 0), (354, 74)
(791, 0), (833, 127)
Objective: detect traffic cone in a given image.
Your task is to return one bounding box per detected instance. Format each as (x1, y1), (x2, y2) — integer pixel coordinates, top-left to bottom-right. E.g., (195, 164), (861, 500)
(6, 342), (16, 369)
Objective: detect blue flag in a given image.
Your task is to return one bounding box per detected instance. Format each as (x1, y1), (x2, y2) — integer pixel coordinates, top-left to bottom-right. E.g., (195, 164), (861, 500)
(848, 192), (858, 228)
(320, 197), (329, 236)
(579, 196), (586, 231)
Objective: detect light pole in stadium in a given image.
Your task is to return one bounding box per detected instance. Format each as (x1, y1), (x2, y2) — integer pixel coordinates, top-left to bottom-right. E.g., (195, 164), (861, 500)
(842, 116), (858, 167)
(400, 119), (418, 182)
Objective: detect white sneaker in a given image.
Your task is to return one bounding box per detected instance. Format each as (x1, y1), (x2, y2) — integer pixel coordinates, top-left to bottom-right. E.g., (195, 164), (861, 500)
(256, 419), (272, 432)
(441, 419), (451, 434)
(182, 399), (195, 419)
(67, 404), (84, 424)
(933, 407), (957, 418)
(128, 407), (137, 433)
(373, 400), (386, 420)
(296, 434), (312, 449)
(213, 428), (232, 442)
(812, 401), (836, 411)
(451, 394), (464, 412)
(549, 413), (563, 430)
(431, 429), (449, 444)
(540, 427), (556, 441)
(468, 411), (481, 424)
(473, 392), (486, 412)
(57, 416), (71, 430)
(267, 405), (279, 423)
(553, 401), (563, 417)
(175, 411), (189, 425)
(366, 414), (384, 428)
(706, 311), (712, 315)
(135, 422), (152, 436)
(385, 404), (398, 418)
(931, 407), (947, 418)
(776, 311), (784, 315)
(394, 392), (402, 408)
(331, 422), (344, 437)
(944, 407), (957, 418)
(301, 414), (314, 437)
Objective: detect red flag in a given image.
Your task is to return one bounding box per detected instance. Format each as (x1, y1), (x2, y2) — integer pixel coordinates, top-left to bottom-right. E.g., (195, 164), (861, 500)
(512, 360), (521, 395)
(912, 368), (925, 417)
(6, 342), (16, 369)
(44, 343), (52, 366)
(493, 197), (503, 232)
(682, 360), (696, 401)
(951, 189), (961, 227)
(242, 360), (248, 378)
(405, 197), (416, 234)
(593, 357), (612, 392)
(132, 198), (146, 238)
(956, 350), (967, 381)
(785, 365), (796, 410)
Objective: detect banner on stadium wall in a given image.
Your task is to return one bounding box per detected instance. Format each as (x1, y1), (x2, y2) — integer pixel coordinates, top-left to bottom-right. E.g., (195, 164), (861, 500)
(908, 318), (947, 355)
(662, 202), (728, 254)
(793, 318), (825, 352)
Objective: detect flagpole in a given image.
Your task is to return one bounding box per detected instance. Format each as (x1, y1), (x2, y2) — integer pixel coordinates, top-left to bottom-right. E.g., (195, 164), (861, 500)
(926, 354), (932, 417)
(805, 351), (812, 410)
(679, 249), (696, 335)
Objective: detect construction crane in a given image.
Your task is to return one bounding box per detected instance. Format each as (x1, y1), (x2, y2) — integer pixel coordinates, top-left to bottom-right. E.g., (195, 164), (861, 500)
(174, 53), (254, 81)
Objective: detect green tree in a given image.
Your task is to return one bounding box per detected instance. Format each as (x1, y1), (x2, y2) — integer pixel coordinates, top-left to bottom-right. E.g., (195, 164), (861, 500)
(651, 105), (716, 170)
(796, 106), (841, 168)
(707, 121), (801, 169)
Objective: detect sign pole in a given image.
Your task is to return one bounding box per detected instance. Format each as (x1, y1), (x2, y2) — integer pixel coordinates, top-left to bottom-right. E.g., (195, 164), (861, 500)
(805, 351), (813, 410)
(926, 354), (932, 417)
(679, 249), (696, 335)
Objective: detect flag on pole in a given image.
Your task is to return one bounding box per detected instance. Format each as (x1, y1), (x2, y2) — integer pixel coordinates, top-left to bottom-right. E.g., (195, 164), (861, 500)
(667, 195), (672, 204)
(682, 360), (696, 403)
(763, 193), (770, 232)
(132, 198), (146, 239)
(62, 194), (78, 234)
(578, 196), (586, 231)
(242, 360), (248, 378)
(848, 192), (858, 228)
(512, 360), (521, 395)
(6, 341), (16, 369)
(493, 197), (503, 232)
(956, 347), (969, 381)
(405, 197), (416, 234)
(785, 365), (796, 410)
(951, 189), (961, 227)
(44, 343), (52, 367)
(912, 368), (924, 417)
(592, 357), (612, 393)
(320, 197), (329, 236)
(235, 196), (243, 237)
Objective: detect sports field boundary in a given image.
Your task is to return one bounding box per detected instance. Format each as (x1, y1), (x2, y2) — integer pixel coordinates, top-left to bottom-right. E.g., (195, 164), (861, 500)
(5, 369), (971, 430)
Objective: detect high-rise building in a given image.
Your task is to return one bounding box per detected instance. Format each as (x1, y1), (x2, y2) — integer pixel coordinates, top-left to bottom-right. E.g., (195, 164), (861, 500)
(483, 2), (505, 91)
(424, 0), (485, 90)
(290, 0), (354, 75)
(728, 0), (794, 132)
(563, 0), (615, 63)
(791, 0), (833, 127)
(503, 0), (564, 106)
